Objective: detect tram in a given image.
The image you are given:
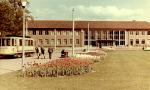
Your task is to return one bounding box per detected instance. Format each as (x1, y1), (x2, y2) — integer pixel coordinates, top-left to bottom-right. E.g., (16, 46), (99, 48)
(0, 36), (35, 57)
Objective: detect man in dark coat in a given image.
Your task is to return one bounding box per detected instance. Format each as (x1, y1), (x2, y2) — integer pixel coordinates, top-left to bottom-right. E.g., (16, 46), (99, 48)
(35, 47), (39, 58)
(48, 47), (53, 59)
(41, 47), (45, 59)
(61, 49), (65, 58)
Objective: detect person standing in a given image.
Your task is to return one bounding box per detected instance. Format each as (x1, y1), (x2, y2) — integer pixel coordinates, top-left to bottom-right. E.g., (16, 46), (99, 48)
(41, 47), (45, 59)
(48, 47), (53, 59)
(38, 46), (41, 59)
(35, 47), (39, 58)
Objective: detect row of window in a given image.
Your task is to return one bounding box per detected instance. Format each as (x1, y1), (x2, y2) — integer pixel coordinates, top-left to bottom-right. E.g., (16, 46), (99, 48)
(85, 31), (125, 40)
(130, 31), (150, 35)
(85, 31), (125, 35)
(38, 39), (80, 45)
(0, 39), (34, 46)
(130, 39), (145, 45)
(32, 30), (80, 36)
(19, 39), (34, 46)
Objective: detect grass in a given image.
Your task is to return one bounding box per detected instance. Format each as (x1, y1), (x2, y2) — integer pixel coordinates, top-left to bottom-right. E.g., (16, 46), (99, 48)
(1, 50), (150, 90)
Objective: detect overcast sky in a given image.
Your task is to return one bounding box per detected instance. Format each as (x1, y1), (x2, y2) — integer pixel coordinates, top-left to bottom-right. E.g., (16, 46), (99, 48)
(28, 0), (150, 21)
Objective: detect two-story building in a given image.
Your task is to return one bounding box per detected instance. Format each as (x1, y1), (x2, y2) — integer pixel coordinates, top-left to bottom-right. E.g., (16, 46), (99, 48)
(28, 20), (150, 47)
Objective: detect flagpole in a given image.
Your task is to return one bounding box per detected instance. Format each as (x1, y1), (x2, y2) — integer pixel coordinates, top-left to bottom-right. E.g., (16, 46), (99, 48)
(72, 8), (75, 56)
(87, 22), (90, 52)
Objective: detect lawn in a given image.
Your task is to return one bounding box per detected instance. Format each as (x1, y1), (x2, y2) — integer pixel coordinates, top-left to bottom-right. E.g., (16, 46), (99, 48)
(1, 50), (150, 90)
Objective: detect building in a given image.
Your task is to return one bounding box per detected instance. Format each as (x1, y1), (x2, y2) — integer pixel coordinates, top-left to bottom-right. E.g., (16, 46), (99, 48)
(28, 20), (150, 48)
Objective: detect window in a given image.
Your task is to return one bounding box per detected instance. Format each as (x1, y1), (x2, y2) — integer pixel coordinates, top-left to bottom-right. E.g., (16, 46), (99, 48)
(64, 39), (67, 45)
(136, 39), (139, 44)
(45, 30), (49, 35)
(51, 39), (54, 45)
(0, 39), (1, 46)
(57, 39), (61, 45)
(12, 39), (15, 46)
(76, 39), (79, 44)
(31, 40), (33, 46)
(70, 39), (72, 44)
(114, 31), (119, 34)
(62, 31), (67, 36)
(147, 31), (150, 35)
(28, 40), (31, 46)
(39, 39), (43, 44)
(6, 39), (10, 46)
(120, 41), (125, 45)
(114, 31), (119, 40)
(45, 39), (49, 44)
(142, 31), (145, 35)
(69, 31), (72, 35)
(33, 30), (36, 35)
(135, 31), (139, 35)
(120, 36), (125, 39)
(101, 31), (107, 40)
(2, 39), (6, 46)
(130, 39), (133, 46)
(50, 31), (54, 35)
(39, 30), (42, 35)
(57, 31), (61, 35)
(28, 40), (33, 46)
(19, 39), (22, 46)
(66, 31), (69, 35)
(141, 39), (145, 44)
(120, 31), (125, 34)
(115, 41), (119, 46)
(114, 36), (119, 39)
(130, 31), (133, 35)
(75, 31), (80, 36)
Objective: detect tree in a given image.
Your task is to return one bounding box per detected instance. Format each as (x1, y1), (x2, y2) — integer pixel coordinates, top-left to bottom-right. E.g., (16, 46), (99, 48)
(0, 0), (31, 36)
(0, 1), (16, 35)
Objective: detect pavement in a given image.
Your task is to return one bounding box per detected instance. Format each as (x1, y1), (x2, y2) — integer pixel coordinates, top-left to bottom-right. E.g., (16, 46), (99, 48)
(0, 49), (62, 75)
(0, 47), (99, 75)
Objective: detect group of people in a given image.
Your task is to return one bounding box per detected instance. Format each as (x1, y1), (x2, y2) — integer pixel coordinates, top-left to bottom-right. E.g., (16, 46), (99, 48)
(35, 47), (53, 59)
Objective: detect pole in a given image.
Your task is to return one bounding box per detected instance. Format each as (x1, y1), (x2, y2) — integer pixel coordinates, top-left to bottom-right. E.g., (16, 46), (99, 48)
(87, 22), (90, 52)
(72, 8), (75, 56)
(54, 29), (57, 50)
(25, 19), (28, 36)
(22, 7), (25, 72)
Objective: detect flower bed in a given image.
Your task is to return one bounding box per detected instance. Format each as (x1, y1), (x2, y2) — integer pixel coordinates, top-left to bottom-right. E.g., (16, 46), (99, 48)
(24, 58), (93, 77)
(74, 51), (107, 62)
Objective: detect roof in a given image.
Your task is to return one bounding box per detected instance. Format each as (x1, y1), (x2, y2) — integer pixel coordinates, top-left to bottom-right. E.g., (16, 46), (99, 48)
(28, 20), (150, 30)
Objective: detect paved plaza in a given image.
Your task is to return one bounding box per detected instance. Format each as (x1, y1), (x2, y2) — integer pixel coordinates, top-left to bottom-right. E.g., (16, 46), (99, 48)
(0, 50), (59, 75)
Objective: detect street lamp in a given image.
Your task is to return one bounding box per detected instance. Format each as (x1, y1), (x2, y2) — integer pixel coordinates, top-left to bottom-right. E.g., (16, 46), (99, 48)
(21, 0), (27, 72)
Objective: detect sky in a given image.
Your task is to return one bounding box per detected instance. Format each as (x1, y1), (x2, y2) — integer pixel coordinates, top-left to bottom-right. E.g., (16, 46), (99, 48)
(28, 0), (150, 21)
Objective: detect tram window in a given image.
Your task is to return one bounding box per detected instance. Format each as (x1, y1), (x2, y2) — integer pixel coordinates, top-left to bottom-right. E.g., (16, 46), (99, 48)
(19, 39), (22, 46)
(12, 39), (14, 46)
(6, 39), (10, 46)
(2, 39), (5, 46)
(15, 39), (17, 46)
(31, 40), (33, 46)
(0, 39), (1, 46)
(28, 40), (31, 46)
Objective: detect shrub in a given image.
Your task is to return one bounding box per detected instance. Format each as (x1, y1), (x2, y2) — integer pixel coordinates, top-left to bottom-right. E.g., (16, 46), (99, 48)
(24, 58), (93, 77)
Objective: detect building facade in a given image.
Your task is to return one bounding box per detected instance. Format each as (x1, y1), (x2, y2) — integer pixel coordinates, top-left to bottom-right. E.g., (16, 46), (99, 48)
(28, 20), (150, 47)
